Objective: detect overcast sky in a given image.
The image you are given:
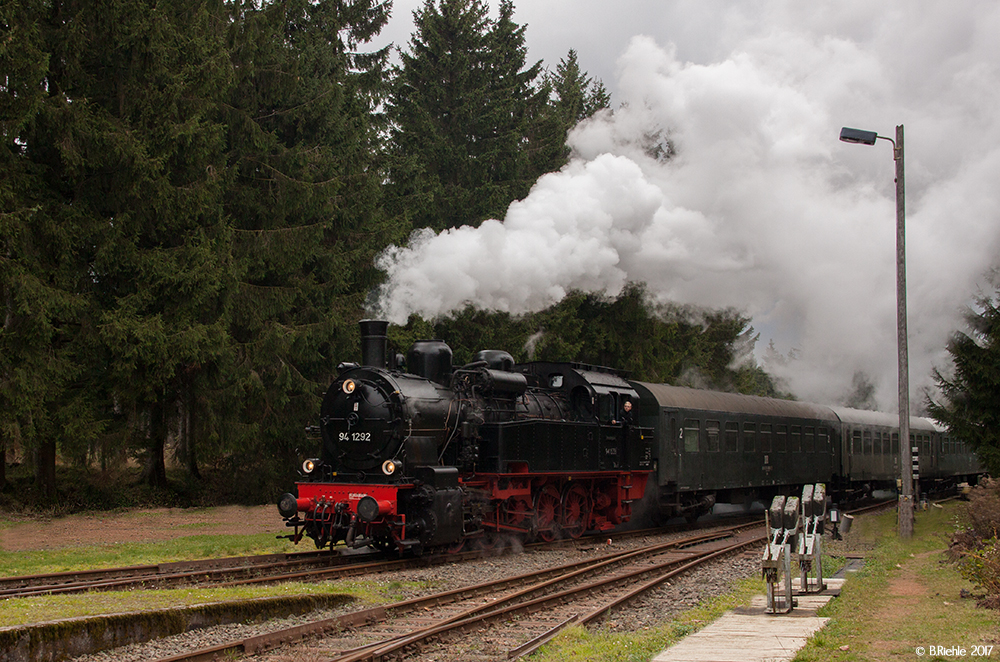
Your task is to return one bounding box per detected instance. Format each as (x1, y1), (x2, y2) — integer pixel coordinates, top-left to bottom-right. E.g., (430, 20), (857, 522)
(368, 0), (1000, 410)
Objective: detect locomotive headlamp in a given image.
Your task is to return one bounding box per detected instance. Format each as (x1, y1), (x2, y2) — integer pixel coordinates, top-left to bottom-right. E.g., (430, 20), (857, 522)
(342, 379), (356, 394)
(381, 459), (397, 476)
(302, 459), (316, 474)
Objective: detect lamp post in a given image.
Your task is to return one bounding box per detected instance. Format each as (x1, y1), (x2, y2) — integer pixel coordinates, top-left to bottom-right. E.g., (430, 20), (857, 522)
(839, 125), (914, 538)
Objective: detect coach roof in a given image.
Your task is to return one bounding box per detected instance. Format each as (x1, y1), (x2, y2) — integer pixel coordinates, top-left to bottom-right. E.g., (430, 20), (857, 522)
(632, 382), (840, 422)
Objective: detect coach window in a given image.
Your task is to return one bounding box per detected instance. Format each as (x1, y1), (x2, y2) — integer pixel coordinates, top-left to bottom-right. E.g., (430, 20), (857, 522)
(891, 432), (899, 456)
(683, 420), (701, 453)
(803, 427), (815, 452)
(743, 423), (756, 452)
(790, 425), (802, 452)
(851, 430), (862, 455)
(775, 425), (787, 452)
(760, 424), (772, 452)
(706, 420), (721, 452)
(873, 432), (882, 455)
(725, 422), (739, 452)
(863, 430), (872, 455)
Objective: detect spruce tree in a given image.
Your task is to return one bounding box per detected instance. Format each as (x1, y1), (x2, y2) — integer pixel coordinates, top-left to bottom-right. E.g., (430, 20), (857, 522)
(385, 0), (546, 232)
(0, 0), (79, 495)
(221, 0), (394, 494)
(25, 0), (237, 489)
(928, 282), (1000, 476)
(549, 49), (610, 127)
(478, 0), (548, 214)
(1, 0), (118, 496)
(528, 49), (611, 174)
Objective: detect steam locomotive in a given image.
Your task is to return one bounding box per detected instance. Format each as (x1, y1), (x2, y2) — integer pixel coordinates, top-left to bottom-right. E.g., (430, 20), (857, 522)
(277, 320), (653, 553)
(278, 320), (983, 553)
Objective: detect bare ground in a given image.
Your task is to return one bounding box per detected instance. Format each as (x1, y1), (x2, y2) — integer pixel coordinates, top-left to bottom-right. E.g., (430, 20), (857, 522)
(0, 505), (280, 552)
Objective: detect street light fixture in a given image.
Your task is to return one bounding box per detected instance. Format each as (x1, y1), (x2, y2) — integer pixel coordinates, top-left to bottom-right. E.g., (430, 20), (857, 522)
(838, 127), (878, 145)
(839, 125), (915, 538)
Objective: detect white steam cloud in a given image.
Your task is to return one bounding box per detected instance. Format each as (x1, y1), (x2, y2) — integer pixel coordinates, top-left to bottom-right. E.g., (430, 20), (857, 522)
(371, 1), (1000, 407)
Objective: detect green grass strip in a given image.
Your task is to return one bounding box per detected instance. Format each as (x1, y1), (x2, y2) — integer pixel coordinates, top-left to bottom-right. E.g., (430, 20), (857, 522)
(0, 532), (302, 577)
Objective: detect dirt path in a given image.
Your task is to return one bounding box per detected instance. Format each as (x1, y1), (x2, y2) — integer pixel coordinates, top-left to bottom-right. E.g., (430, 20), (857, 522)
(867, 550), (936, 659)
(0, 505), (281, 552)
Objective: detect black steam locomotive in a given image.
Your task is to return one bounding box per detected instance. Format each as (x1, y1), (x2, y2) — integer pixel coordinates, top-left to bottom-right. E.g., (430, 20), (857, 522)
(278, 321), (983, 553)
(278, 320), (653, 553)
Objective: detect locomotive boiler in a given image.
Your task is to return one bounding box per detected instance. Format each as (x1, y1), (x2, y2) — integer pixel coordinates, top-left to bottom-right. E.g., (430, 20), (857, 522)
(278, 320), (654, 553)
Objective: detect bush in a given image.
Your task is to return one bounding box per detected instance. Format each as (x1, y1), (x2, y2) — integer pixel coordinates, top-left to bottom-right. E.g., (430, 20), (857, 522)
(966, 477), (1000, 539)
(958, 537), (1000, 609)
(952, 478), (1000, 609)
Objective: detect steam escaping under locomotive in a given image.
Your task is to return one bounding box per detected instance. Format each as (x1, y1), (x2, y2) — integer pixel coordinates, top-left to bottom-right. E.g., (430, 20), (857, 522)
(278, 320), (983, 554)
(277, 320), (653, 553)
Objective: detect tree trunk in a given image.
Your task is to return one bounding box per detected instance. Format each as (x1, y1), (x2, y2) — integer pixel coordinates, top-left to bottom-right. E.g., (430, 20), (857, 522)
(143, 400), (169, 489)
(0, 434), (6, 491)
(36, 438), (57, 498)
(182, 383), (200, 480)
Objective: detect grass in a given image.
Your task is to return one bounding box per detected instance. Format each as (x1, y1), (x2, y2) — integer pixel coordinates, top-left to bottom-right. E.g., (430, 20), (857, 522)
(0, 532), (303, 578)
(0, 578), (434, 628)
(525, 576), (767, 662)
(529, 502), (1000, 662)
(0, 522), (437, 627)
(796, 504), (999, 661)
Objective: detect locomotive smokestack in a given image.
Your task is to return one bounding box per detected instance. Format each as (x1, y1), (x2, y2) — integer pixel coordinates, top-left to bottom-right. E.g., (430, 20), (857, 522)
(359, 319), (389, 368)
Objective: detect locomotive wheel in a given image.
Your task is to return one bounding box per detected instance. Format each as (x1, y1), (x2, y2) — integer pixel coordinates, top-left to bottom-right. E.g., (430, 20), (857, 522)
(502, 497), (533, 530)
(475, 530), (504, 551)
(446, 539), (466, 554)
(534, 485), (562, 542)
(560, 483), (591, 539)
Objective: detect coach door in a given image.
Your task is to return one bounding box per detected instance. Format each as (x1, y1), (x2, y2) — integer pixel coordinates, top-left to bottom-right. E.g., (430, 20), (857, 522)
(676, 413), (706, 491)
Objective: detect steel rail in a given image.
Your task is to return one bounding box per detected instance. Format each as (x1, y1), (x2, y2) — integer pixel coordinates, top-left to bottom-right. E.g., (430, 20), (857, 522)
(331, 531), (766, 662)
(143, 522), (763, 662)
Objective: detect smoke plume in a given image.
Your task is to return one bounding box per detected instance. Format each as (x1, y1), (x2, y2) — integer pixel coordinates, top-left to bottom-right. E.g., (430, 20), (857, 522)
(371, 2), (1000, 407)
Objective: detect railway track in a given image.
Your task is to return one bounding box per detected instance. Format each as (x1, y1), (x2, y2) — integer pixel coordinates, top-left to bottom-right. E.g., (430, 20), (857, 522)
(141, 521), (765, 662)
(0, 549), (390, 599)
(0, 516), (761, 600)
(0, 500), (893, 601)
